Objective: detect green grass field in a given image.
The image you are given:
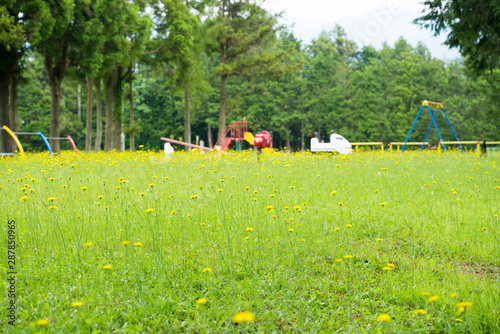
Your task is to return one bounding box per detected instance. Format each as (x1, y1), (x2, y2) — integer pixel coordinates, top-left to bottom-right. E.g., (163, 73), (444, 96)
(1, 149), (499, 333)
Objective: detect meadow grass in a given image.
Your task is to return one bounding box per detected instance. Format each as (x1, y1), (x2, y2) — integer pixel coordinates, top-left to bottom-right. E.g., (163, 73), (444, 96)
(1, 149), (499, 333)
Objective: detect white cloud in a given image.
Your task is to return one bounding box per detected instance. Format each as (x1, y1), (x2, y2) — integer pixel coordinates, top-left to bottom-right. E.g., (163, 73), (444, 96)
(263, 0), (460, 60)
(265, 0), (423, 22)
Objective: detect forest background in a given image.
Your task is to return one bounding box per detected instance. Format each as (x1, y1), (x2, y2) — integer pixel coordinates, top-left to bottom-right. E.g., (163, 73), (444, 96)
(1, 0), (499, 153)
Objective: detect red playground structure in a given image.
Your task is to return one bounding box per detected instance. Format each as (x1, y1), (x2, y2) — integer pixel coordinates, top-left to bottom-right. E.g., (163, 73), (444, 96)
(160, 119), (272, 152)
(215, 121), (248, 151)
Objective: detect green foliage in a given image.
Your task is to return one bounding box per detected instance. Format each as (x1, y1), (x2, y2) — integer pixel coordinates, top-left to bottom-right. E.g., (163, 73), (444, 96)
(416, 0), (500, 74)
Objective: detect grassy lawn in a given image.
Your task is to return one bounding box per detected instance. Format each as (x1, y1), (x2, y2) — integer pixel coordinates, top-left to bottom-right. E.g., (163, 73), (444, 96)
(1, 149), (499, 333)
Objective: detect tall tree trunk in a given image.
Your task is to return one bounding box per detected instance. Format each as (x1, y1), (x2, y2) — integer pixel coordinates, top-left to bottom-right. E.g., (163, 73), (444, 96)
(300, 119), (305, 152)
(113, 66), (123, 151)
(94, 78), (102, 152)
(48, 78), (63, 153)
(113, 117), (122, 151)
(104, 68), (118, 151)
(77, 83), (82, 119)
(218, 73), (228, 140)
(129, 65), (135, 152)
(9, 61), (19, 135)
(317, 126), (321, 141)
(85, 76), (93, 152)
(0, 69), (11, 153)
(208, 124), (213, 148)
(286, 121), (291, 152)
(184, 85), (191, 152)
(45, 43), (70, 154)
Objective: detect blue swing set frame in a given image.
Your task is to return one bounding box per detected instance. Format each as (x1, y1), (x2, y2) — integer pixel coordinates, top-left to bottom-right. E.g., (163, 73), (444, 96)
(401, 100), (463, 153)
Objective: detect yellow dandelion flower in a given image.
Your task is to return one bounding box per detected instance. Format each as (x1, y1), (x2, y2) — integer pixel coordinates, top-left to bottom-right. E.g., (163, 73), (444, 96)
(379, 202), (387, 206)
(265, 205), (274, 211)
(116, 186), (121, 189)
(102, 265), (113, 270)
(271, 215), (277, 219)
(428, 295), (440, 302)
(382, 267), (392, 271)
(376, 238), (384, 241)
(81, 186), (88, 191)
(133, 242), (143, 247)
(140, 192), (146, 196)
(202, 268), (212, 273)
(338, 202), (344, 206)
(62, 184), (68, 188)
(190, 195), (200, 199)
(344, 255), (352, 259)
(331, 191), (337, 195)
(35, 319), (49, 326)
(455, 318), (463, 322)
(335, 259), (342, 263)
(149, 183), (155, 187)
(47, 197), (57, 201)
(122, 241), (130, 246)
(345, 224), (352, 228)
(71, 301), (84, 308)
(97, 195), (103, 199)
(422, 292), (430, 296)
(334, 227), (340, 231)
(217, 188), (223, 192)
(456, 302), (473, 309)
(145, 208), (154, 213)
(48, 206), (58, 210)
(288, 228), (294, 232)
(450, 292), (457, 298)
(387, 263), (395, 268)
(413, 309), (426, 315)
(245, 187), (250, 190)
(245, 227), (254, 232)
(48, 177), (55, 181)
(232, 311), (255, 323)
(170, 210), (176, 215)
(83, 242), (93, 247)
(196, 298), (208, 305)
(376, 314), (391, 322)
(20, 196), (29, 201)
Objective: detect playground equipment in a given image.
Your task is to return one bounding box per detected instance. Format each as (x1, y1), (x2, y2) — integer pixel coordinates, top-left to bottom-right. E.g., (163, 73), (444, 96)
(0, 125), (25, 157)
(0, 125), (78, 156)
(438, 141), (500, 155)
(161, 119), (272, 152)
(243, 131), (272, 149)
(215, 121), (251, 151)
(390, 142), (429, 152)
(351, 142), (384, 151)
(161, 137), (214, 152)
(402, 100), (463, 153)
(45, 136), (78, 155)
(311, 133), (352, 154)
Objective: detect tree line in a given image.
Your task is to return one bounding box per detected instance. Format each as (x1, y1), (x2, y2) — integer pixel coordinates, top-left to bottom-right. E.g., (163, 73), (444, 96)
(1, 0), (499, 153)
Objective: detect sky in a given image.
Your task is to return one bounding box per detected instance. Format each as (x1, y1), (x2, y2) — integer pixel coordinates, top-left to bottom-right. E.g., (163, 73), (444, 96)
(263, 0), (461, 61)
